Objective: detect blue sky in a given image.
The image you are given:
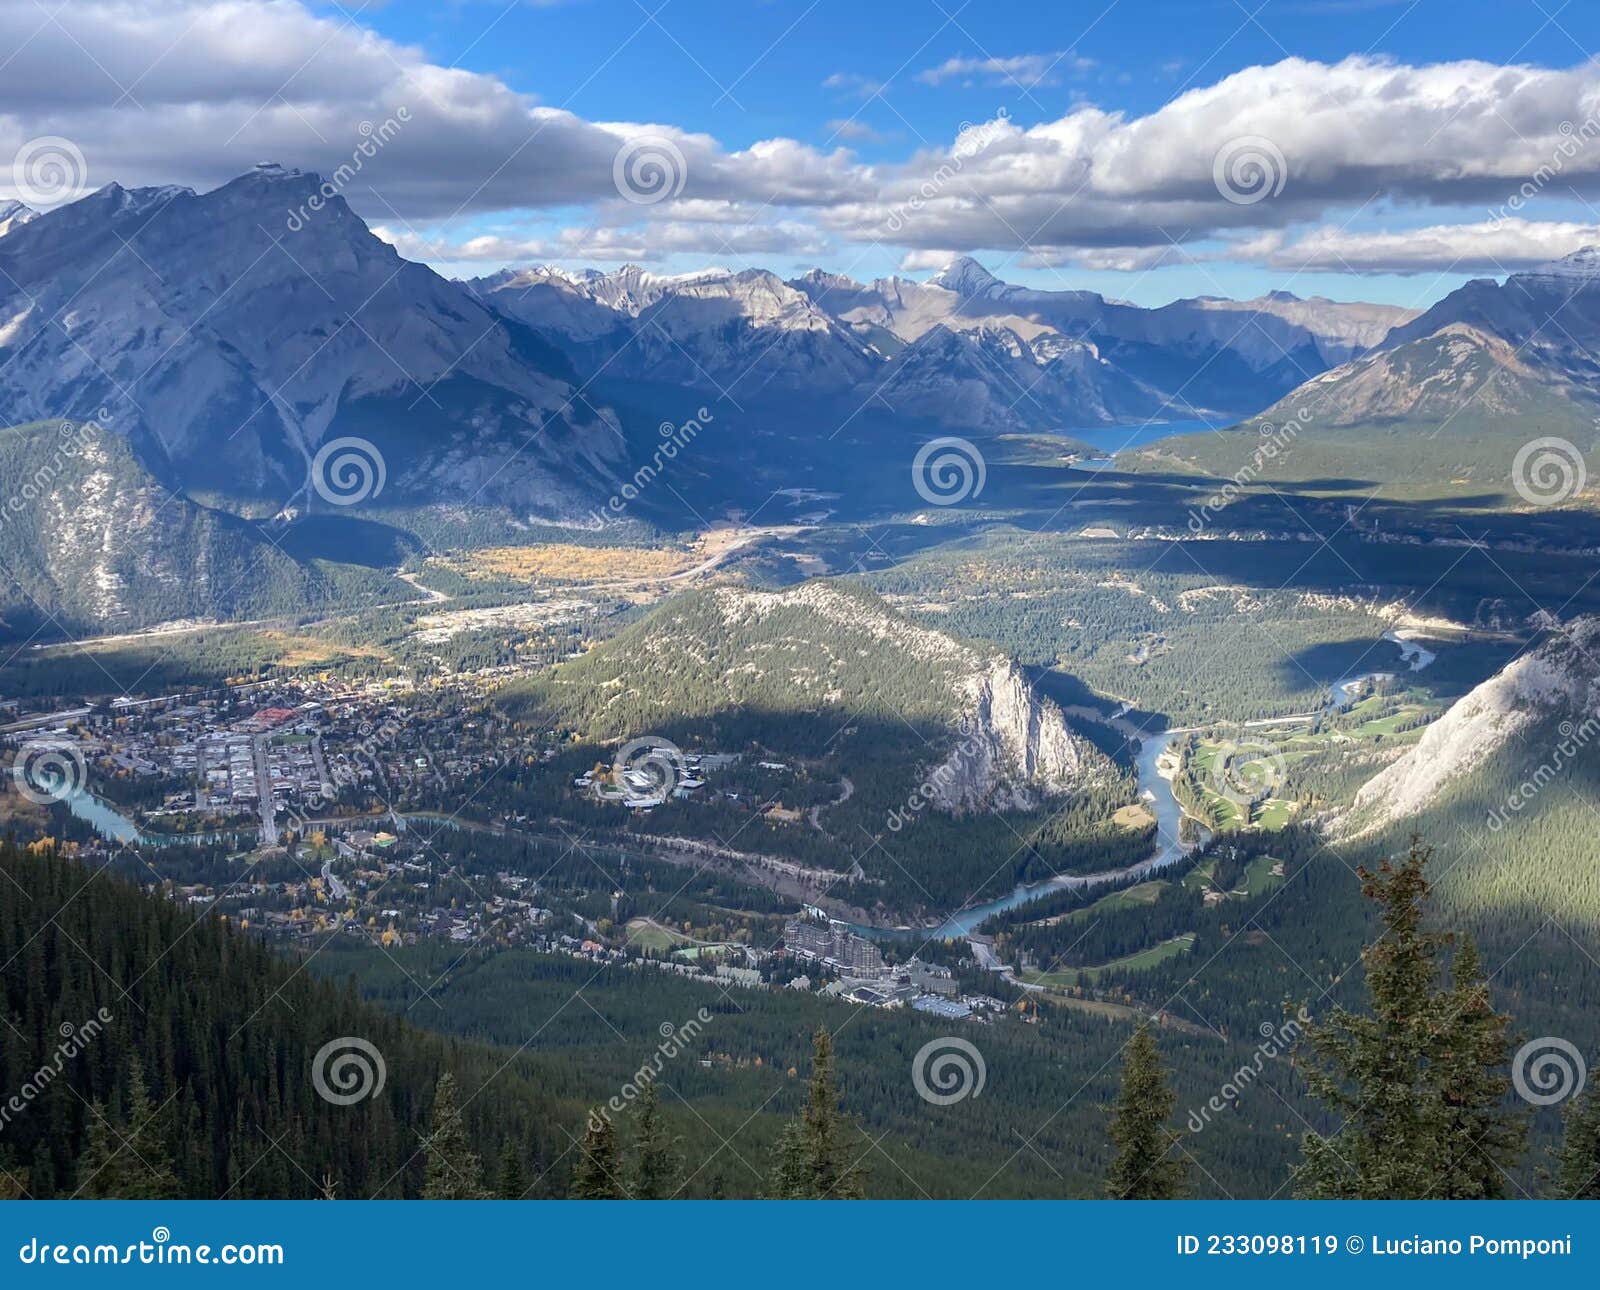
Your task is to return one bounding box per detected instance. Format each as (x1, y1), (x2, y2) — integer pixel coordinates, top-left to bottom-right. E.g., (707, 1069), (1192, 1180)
(347, 0), (1600, 304)
(8, 1), (1600, 307)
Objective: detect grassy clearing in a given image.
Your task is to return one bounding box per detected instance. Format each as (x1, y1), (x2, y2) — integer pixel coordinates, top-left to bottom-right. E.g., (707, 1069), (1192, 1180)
(1021, 932), (1197, 987)
(624, 917), (691, 953)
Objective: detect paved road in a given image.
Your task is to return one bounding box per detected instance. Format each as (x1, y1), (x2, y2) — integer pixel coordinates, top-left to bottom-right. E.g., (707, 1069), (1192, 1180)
(320, 856), (348, 900)
(251, 735), (278, 846)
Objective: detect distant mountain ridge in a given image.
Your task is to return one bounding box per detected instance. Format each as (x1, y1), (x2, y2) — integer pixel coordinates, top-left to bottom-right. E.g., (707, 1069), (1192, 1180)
(470, 255), (1413, 433)
(1123, 247), (1600, 499)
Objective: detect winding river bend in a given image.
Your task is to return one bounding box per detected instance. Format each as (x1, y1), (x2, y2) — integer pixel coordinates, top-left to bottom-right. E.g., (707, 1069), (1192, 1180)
(67, 654), (1426, 941)
(857, 652), (1428, 941)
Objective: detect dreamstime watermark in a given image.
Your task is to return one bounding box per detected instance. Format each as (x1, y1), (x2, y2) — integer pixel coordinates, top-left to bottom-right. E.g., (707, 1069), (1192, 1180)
(1511, 1036), (1586, 1106)
(284, 108), (411, 232)
(310, 436), (386, 507)
(1186, 410), (1309, 532)
(1511, 436), (1587, 507)
(911, 1036), (986, 1105)
(0, 1008), (113, 1134)
(587, 406), (713, 525)
(1486, 712), (1600, 832)
(311, 1036), (387, 1106)
(882, 109), (1009, 234)
(1487, 116), (1600, 223)
(613, 134), (688, 205)
(10, 738), (88, 805)
(588, 1007), (714, 1130)
(912, 435), (986, 506)
(0, 413), (112, 538)
(1208, 737), (1286, 809)
(611, 737), (689, 807)
(1212, 135), (1287, 206)
(1186, 1008), (1309, 1133)
(12, 136), (88, 207)
(887, 715), (985, 831)
(17, 1228), (284, 1267)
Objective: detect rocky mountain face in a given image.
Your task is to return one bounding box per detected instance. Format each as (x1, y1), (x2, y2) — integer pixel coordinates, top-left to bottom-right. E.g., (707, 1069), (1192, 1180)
(1127, 248), (1600, 493)
(1384, 247), (1600, 385)
(0, 166), (626, 519)
(1244, 246), (1600, 434)
(472, 264), (877, 398)
(1347, 617), (1600, 834)
(1247, 323), (1574, 428)
(471, 255), (1409, 431)
(0, 418), (395, 635)
(930, 656), (1100, 812)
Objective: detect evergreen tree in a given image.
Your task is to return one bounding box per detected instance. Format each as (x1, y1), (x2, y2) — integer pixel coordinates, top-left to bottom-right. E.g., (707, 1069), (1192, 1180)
(1551, 1082), (1600, 1199)
(76, 1059), (179, 1199)
(766, 1028), (865, 1199)
(629, 1084), (680, 1200)
(420, 1072), (489, 1199)
(766, 1122), (808, 1199)
(496, 1140), (527, 1200)
(1431, 937), (1525, 1198)
(569, 1111), (623, 1199)
(1105, 1026), (1186, 1199)
(1295, 838), (1524, 1199)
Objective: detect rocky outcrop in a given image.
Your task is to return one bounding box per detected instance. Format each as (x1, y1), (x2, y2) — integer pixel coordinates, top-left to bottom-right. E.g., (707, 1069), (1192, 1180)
(929, 657), (1101, 812)
(1347, 617), (1600, 833)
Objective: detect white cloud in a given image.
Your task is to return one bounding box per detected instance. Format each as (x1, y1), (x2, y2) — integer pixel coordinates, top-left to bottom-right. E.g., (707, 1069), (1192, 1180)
(822, 72), (886, 99)
(5, 7), (1600, 283)
(826, 56), (1600, 258)
(0, 0), (858, 221)
(826, 119), (889, 143)
(916, 51), (1092, 89)
(1239, 218), (1600, 274)
(379, 215), (832, 265)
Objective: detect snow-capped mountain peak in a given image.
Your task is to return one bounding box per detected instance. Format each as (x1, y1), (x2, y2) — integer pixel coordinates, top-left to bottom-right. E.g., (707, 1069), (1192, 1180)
(928, 255), (1005, 297)
(0, 199), (36, 239)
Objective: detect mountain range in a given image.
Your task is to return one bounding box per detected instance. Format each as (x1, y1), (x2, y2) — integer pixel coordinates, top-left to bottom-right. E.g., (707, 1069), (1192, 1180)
(1132, 249), (1600, 497)
(5, 165), (1600, 635)
(470, 255), (1414, 433)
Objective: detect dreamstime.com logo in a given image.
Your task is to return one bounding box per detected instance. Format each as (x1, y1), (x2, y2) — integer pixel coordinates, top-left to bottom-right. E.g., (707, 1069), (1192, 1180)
(881, 109), (1010, 235)
(1187, 1009), (1309, 1133)
(10, 739), (88, 805)
(912, 436), (986, 506)
(311, 1036), (387, 1106)
(611, 737), (689, 807)
(1208, 738), (1285, 809)
(1512, 436), (1587, 507)
(587, 406), (713, 525)
(887, 715), (986, 831)
(1511, 1036), (1587, 1107)
(588, 1007), (714, 1130)
(0, 1008), (113, 1135)
(613, 134), (688, 205)
(310, 436), (387, 507)
(0, 414), (112, 539)
(285, 108), (411, 232)
(12, 136), (88, 206)
(18, 1228), (284, 1267)
(911, 1036), (986, 1106)
(1486, 712), (1600, 831)
(1186, 410), (1309, 532)
(1212, 135), (1287, 206)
